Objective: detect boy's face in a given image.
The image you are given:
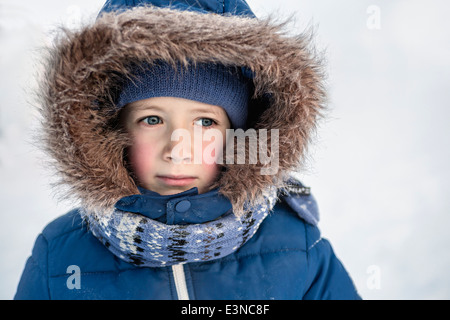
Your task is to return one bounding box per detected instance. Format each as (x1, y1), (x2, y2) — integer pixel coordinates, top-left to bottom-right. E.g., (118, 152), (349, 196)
(122, 97), (231, 195)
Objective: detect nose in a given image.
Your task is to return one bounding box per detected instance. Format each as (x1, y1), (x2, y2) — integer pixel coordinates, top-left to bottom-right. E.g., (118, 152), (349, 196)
(163, 127), (194, 164)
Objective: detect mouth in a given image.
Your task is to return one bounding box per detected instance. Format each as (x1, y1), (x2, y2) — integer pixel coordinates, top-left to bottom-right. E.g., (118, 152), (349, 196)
(156, 175), (197, 187)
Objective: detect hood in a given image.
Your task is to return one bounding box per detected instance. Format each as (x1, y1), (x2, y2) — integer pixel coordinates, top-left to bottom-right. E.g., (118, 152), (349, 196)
(99, 0), (256, 17)
(39, 0), (326, 216)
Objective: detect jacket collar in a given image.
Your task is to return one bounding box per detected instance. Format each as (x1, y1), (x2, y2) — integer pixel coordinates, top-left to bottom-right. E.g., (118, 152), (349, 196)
(114, 187), (233, 225)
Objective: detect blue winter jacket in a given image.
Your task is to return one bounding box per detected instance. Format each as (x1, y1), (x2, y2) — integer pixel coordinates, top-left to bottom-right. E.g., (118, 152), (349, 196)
(15, 0), (360, 299)
(15, 184), (360, 300)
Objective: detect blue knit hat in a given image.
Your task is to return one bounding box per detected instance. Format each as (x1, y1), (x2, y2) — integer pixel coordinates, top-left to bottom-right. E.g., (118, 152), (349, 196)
(117, 61), (251, 129)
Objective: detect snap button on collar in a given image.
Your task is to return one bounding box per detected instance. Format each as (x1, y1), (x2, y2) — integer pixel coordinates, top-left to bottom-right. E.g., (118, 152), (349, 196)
(175, 200), (191, 213)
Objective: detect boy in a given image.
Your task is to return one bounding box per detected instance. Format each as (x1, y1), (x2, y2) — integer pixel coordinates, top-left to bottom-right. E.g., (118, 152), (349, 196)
(15, 0), (360, 299)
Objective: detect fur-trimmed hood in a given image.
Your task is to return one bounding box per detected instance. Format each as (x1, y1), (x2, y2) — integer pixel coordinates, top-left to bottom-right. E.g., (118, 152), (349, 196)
(39, 0), (326, 215)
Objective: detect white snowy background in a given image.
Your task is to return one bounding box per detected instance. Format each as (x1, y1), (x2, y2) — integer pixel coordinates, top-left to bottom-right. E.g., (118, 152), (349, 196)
(1, 0), (449, 299)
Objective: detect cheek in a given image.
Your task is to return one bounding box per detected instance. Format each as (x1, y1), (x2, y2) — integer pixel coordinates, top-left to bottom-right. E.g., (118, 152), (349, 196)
(198, 136), (224, 181)
(128, 138), (156, 178)
(198, 161), (221, 189)
(201, 160), (220, 177)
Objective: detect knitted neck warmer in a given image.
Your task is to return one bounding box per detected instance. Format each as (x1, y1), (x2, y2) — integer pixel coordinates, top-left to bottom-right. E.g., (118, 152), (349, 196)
(85, 187), (278, 267)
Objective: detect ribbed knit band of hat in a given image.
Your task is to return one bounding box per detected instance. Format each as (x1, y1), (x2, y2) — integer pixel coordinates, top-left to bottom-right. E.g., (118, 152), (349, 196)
(116, 61), (251, 129)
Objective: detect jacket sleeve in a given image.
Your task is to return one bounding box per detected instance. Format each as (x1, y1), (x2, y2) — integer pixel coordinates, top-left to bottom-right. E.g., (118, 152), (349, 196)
(302, 224), (361, 300)
(14, 234), (50, 300)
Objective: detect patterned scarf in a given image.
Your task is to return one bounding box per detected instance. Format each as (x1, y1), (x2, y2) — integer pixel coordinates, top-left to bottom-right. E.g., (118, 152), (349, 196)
(85, 187), (278, 268)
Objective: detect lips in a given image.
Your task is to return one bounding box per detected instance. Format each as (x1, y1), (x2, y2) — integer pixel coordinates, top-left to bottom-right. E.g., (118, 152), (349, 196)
(156, 175), (197, 187)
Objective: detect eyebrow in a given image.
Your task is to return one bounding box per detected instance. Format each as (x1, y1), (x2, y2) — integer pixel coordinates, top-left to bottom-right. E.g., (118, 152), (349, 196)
(131, 104), (165, 112)
(127, 104), (221, 117)
(131, 104), (223, 116)
(190, 107), (223, 116)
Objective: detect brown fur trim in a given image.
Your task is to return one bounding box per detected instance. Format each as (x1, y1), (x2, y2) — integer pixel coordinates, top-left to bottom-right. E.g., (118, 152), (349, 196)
(38, 6), (326, 216)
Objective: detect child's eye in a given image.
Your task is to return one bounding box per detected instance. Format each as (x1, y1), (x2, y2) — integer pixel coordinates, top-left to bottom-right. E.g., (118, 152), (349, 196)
(141, 116), (162, 126)
(195, 118), (216, 127)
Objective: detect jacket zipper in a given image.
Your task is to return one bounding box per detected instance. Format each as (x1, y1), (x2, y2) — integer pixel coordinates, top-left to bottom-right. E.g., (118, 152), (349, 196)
(172, 264), (190, 300)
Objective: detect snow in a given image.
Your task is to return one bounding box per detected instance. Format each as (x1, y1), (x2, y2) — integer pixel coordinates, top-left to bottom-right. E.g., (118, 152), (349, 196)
(1, 0), (449, 299)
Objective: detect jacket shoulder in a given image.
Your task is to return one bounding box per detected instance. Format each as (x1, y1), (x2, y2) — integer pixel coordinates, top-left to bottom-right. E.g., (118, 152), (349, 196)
(234, 198), (321, 258)
(41, 208), (86, 241)
(279, 179), (320, 226)
(39, 208), (130, 277)
(268, 199), (321, 251)
(258, 202), (361, 299)
(15, 209), (89, 299)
